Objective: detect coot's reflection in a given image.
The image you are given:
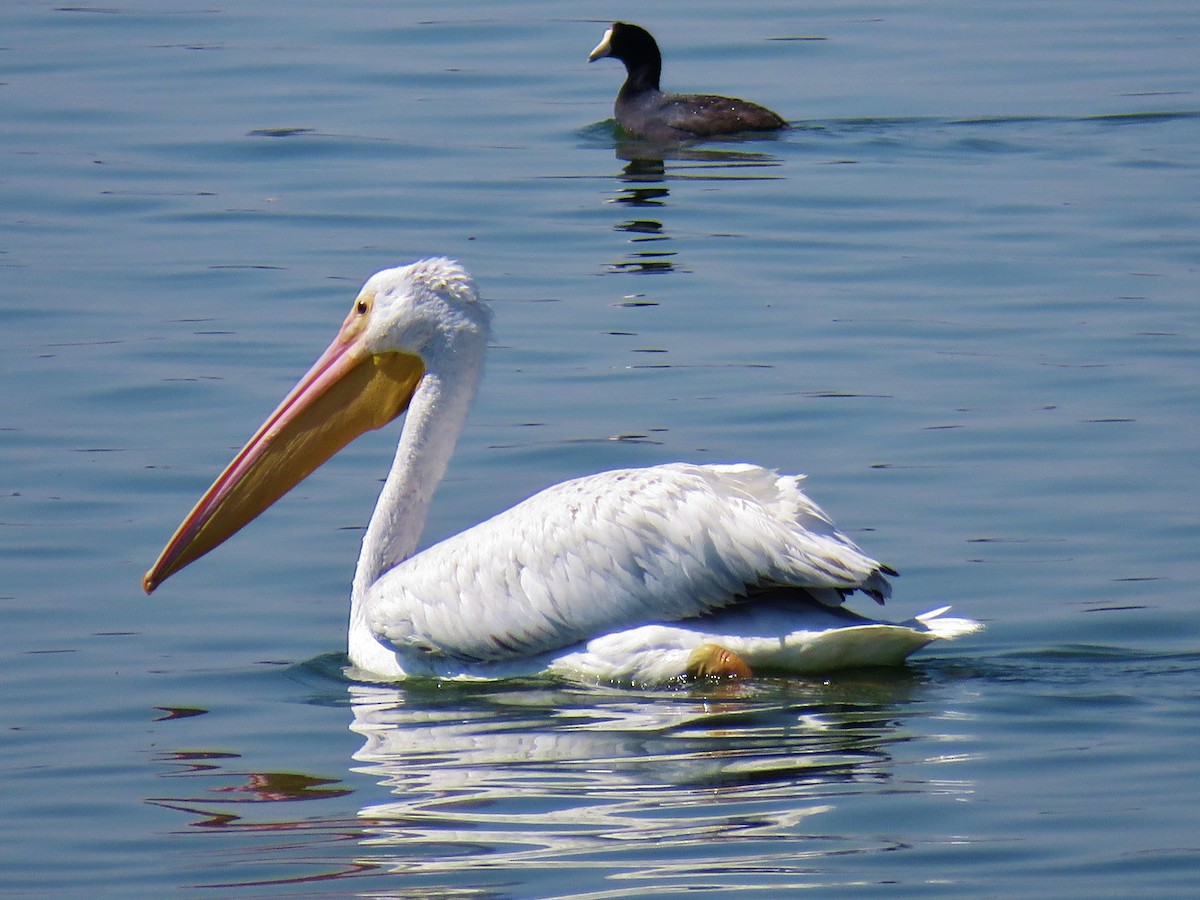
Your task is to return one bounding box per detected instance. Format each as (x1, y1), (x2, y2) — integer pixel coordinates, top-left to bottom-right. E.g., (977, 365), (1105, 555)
(605, 142), (783, 276)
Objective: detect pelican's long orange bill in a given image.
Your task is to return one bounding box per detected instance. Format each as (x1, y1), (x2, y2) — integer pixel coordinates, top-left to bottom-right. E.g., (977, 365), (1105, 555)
(143, 329), (425, 594)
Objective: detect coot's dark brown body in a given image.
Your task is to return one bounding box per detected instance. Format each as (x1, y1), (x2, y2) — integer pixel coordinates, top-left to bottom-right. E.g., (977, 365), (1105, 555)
(589, 21), (788, 142)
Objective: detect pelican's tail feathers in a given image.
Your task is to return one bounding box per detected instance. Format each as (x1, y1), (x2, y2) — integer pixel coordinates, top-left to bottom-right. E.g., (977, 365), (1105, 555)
(908, 606), (985, 640)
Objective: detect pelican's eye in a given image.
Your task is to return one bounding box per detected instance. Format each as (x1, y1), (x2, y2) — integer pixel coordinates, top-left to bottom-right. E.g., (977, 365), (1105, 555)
(342, 293), (373, 334)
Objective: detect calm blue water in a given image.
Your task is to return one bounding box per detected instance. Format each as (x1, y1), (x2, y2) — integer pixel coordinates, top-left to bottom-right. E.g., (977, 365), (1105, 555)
(2, 0), (1198, 895)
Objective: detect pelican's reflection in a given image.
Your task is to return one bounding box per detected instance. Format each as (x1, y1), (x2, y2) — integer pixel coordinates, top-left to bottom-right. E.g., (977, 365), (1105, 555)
(345, 676), (942, 886)
(143, 673), (974, 892)
(605, 143), (783, 276)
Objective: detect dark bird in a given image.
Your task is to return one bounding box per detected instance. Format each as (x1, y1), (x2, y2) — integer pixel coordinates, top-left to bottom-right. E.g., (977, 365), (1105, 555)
(588, 21), (788, 142)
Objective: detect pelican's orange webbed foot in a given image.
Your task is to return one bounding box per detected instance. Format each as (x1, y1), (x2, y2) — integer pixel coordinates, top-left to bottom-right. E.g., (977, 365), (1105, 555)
(686, 643), (753, 680)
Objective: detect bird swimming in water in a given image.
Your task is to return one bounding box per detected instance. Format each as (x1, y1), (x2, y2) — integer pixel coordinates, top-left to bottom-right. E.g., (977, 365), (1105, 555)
(588, 21), (789, 142)
(143, 259), (980, 684)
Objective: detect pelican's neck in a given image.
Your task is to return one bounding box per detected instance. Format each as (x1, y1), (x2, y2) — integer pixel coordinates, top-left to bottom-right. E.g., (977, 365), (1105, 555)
(351, 353), (482, 603)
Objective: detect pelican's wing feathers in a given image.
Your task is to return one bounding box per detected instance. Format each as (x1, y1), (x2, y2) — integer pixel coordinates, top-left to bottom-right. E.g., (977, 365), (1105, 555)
(366, 463), (893, 663)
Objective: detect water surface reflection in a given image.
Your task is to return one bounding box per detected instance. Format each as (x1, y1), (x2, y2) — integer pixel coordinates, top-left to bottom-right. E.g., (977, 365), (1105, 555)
(604, 143), (782, 276)
(144, 674), (976, 893)
(344, 676), (964, 893)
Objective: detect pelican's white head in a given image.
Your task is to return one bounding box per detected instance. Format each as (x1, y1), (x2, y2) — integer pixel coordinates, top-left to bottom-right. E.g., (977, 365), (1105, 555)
(354, 258), (492, 366)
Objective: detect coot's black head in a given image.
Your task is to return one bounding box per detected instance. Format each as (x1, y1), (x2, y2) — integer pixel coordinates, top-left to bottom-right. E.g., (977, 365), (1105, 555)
(588, 22), (662, 91)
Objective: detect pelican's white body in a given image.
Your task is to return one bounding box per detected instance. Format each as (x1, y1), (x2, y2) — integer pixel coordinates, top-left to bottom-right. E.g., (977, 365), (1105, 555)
(333, 261), (980, 682)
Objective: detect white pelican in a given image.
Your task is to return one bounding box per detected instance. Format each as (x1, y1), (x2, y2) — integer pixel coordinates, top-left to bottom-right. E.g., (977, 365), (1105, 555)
(144, 259), (981, 683)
